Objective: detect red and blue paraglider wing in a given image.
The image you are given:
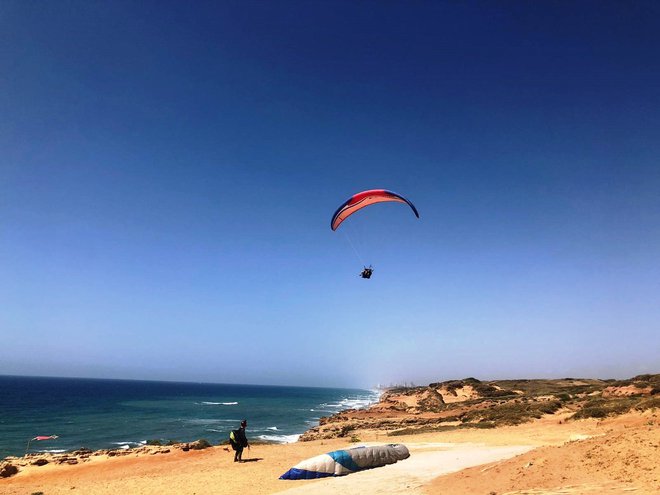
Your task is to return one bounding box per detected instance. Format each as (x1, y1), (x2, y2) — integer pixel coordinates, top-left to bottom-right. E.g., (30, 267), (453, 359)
(330, 189), (419, 231)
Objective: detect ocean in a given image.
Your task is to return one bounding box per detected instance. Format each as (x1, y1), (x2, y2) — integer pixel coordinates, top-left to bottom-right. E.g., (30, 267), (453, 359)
(0, 375), (379, 459)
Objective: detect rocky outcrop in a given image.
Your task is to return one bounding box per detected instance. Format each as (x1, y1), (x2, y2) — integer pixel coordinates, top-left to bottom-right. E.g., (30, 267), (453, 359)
(299, 374), (660, 441)
(0, 439), (215, 478)
(0, 462), (19, 478)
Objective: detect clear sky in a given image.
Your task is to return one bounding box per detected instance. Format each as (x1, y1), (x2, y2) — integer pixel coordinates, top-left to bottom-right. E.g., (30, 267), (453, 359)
(2, 1), (659, 388)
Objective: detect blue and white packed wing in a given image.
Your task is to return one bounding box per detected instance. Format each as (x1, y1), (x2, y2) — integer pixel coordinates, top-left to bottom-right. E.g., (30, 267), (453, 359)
(279, 444), (410, 480)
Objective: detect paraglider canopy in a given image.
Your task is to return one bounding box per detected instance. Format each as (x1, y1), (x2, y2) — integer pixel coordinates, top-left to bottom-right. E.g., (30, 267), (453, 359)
(280, 444), (410, 480)
(330, 189), (419, 231)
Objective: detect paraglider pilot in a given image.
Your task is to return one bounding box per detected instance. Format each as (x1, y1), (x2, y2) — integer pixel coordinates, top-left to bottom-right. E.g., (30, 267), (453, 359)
(229, 419), (250, 462)
(360, 266), (374, 279)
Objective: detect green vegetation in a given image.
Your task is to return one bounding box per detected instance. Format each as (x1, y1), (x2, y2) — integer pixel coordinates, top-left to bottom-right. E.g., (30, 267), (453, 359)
(571, 393), (660, 420)
(473, 383), (516, 398)
(604, 374), (660, 391)
(460, 400), (562, 426)
(572, 398), (636, 419)
(338, 424), (356, 437)
(387, 421), (496, 437)
(492, 378), (604, 397)
(636, 396), (660, 411)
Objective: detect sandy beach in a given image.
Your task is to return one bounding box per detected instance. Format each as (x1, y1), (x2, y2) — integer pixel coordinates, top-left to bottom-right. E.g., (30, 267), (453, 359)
(3, 410), (657, 495)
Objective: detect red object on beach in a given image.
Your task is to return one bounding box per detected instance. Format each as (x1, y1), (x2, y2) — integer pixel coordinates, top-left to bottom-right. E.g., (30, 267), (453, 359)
(25, 434), (59, 455)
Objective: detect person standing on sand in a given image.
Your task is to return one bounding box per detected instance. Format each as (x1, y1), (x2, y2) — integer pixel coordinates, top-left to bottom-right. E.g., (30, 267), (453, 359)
(230, 419), (249, 462)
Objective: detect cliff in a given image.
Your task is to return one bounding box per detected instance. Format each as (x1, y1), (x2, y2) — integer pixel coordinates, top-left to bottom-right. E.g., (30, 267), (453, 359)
(300, 374), (659, 441)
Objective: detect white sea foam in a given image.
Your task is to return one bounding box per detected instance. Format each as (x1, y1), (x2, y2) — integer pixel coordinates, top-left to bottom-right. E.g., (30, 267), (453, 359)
(198, 401), (238, 406)
(111, 441), (143, 449)
(337, 397), (375, 409)
(320, 392), (380, 412)
(311, 393), (380, 426)
(38, 449), (67, 453)
(266, 426), (278, 431)
(257, 434), (300, 443)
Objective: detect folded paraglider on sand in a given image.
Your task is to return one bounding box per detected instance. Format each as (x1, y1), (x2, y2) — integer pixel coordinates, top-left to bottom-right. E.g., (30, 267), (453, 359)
(279, 444), (410, 480)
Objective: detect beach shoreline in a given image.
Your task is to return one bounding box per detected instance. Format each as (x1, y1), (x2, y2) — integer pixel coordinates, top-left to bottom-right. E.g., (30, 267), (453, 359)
(3, 409), (657, 494)
(0, 375), (383, 460)
(3, 375), (659, 494)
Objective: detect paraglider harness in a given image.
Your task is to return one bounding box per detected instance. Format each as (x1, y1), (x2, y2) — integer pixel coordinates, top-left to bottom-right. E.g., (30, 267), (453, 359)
(360, 266), (374, 279)
(229, 428), (248, 451)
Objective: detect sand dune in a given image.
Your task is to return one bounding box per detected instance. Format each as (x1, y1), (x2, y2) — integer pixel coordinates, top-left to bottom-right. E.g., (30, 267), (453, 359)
(425, 413), (659, 495)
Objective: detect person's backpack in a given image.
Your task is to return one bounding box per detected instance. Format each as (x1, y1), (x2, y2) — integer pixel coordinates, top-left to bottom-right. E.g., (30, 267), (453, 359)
(229, 430), (239, 450)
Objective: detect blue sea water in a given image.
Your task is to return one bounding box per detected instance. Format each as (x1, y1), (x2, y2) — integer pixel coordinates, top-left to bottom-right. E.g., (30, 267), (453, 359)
(0, 376), (379, 458)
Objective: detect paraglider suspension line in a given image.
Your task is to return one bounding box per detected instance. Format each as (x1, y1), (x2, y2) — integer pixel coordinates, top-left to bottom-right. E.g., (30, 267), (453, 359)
(343, 230), (366, 267)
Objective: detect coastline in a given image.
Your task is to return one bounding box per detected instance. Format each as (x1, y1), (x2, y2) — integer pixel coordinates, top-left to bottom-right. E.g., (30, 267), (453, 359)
(0, 429), (537, 495)
(2, 377), (658, 494)
(0, 391), (386, 470)
(3, 409), (658, 494)
(0, 375), (381, 459)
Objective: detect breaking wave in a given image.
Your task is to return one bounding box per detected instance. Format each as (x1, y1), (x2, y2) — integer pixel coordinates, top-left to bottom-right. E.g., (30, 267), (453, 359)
(257, 434), (300, 444)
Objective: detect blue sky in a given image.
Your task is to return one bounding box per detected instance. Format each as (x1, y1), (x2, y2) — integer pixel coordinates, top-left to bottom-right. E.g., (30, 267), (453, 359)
(1, 1), (659, 388)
